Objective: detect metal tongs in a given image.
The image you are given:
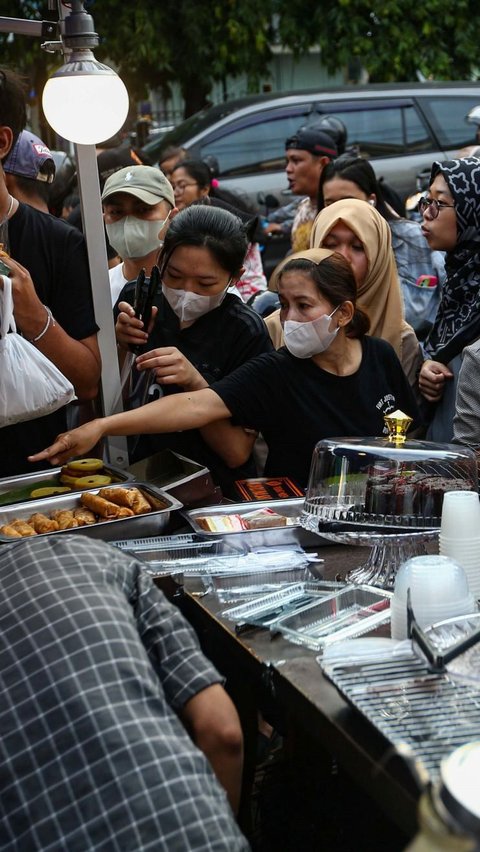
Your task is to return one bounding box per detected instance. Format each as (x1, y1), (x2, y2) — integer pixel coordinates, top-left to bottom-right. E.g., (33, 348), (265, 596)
(407, 588), (480, 673)
(130, 264), (160, 354)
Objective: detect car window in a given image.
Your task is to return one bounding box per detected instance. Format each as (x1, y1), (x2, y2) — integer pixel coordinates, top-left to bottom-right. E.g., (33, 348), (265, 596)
(317, 102), (434, 157)
(199, 107), (312, 177)
(417, 96), (480, 150)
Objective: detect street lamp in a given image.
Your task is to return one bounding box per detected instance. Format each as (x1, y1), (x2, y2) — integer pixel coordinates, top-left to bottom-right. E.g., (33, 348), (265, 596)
(42, 1), (129, 145)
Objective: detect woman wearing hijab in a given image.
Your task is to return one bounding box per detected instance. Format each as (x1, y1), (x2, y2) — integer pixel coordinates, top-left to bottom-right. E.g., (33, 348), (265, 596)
(419, 158), (480, 441)
(266, 198), (422, 390)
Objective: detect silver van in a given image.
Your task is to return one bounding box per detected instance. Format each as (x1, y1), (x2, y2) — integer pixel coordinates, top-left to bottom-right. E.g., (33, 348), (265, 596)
(143, 82), (480, 206)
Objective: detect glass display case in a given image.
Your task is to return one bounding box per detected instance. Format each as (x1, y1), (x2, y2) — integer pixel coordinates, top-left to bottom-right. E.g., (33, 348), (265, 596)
(301, 413), (478, 588)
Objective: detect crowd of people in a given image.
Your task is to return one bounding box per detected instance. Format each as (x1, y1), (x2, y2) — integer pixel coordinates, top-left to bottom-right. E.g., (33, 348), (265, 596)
(3, 59), (480, 846)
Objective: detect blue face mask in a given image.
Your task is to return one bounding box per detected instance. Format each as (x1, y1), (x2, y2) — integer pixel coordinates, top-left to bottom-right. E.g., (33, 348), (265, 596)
(283, 306), (340, 358)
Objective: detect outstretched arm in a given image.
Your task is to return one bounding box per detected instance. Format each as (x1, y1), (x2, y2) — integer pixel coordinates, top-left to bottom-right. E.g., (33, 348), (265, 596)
(28, 388), (232, 466)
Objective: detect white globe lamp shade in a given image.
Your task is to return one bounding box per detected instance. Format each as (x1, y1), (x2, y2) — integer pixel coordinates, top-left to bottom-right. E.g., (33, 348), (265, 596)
(42, 57), (129, 145)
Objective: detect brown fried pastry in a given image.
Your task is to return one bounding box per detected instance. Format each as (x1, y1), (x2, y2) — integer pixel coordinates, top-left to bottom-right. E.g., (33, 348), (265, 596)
(98, 487), (151, 515)
(28, 513), (60, 533)
(9, 520), (37, 536)
(51, 510), (79, 530)
(0, 524), (22, 538)
(80, 492), (134, 519)
(73, 508), (96, 526)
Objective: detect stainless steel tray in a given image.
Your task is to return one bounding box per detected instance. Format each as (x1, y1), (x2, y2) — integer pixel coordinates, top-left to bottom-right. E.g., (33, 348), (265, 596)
(0, 483), (182, 542)
(0, 463), (133, 507)
(274, 585), (392, 651)
(127, 449), (217, 508)
(185, 499), (330, 549)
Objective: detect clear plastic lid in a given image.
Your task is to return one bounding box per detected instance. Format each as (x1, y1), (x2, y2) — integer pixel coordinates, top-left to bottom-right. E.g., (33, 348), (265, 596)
(302, 437), (478, 531)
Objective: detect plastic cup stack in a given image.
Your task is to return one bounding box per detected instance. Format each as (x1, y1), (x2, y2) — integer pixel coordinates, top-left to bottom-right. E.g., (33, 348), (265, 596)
(439, 490), (480, 601)
(391, 554), (476, 641)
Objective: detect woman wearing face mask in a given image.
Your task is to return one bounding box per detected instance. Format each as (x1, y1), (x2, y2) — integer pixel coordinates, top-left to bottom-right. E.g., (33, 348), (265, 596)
(418, 158), (480, 442)
(170, 158), (268, 300)
(114, 204), (273, 495)
(30, 249), (418, 489)
(102, 165), (176, 306)
(266, 199), (422, 392)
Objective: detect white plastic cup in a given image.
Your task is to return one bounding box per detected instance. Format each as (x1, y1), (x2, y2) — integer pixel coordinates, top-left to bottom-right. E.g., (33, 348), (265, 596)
(440, 491), (480, 539)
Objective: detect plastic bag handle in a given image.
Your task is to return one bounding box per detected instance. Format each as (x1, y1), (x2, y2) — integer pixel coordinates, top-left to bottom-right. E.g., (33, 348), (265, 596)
(0, 276), (16, 337)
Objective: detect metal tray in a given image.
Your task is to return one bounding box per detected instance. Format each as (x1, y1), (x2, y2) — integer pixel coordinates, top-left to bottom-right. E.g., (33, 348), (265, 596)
(185, 498), (330, 550)
(274, 585), (392, 651)
(0, 463), (133, 507)
(127, 449), (217, 508)
(0, 483), (182, 543)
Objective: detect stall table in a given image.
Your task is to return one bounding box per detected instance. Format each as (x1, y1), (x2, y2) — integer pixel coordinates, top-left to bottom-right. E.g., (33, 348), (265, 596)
(173, 542), (422, 846)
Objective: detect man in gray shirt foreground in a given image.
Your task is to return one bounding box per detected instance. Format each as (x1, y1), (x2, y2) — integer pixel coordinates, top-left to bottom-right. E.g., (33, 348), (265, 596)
(0, 535), (249, 851)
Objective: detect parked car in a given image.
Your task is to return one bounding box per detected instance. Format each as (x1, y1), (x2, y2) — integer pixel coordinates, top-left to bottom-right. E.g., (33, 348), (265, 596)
(141, 82), (480, 209)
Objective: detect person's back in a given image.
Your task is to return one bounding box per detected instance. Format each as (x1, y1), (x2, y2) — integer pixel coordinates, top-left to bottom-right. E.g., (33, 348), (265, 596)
(0, 535), (248, 851)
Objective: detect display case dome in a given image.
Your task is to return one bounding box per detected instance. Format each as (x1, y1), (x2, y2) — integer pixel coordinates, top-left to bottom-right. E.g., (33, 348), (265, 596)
(301, 436), (478, 533)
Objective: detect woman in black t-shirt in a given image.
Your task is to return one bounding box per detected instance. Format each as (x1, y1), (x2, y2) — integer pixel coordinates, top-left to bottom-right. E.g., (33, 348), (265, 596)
(31, 249), (418, 487)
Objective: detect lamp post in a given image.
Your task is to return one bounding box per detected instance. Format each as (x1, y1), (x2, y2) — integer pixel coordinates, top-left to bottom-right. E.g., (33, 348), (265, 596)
(0, 1), (129, 466)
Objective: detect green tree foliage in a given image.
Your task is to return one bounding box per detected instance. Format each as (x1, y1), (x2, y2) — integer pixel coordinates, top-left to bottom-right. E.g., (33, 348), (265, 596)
(0, 0), (479, 128)
(275, 0), (479, 82)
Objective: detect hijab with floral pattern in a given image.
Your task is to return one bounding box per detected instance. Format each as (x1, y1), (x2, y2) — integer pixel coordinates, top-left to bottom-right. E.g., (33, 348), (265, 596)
(424, 157), (480, 363)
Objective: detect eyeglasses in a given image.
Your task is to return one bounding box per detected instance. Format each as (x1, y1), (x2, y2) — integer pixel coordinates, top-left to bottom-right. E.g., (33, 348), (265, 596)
(171, 181), (198, 194)
(418, 196), (456, 218)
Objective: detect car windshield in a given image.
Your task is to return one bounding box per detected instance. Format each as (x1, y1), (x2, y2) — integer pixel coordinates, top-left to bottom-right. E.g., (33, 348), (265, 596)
(142, 103), (243, 160)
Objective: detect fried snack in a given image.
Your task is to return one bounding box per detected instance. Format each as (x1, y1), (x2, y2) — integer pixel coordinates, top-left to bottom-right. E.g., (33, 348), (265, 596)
(98, 487), (152, 515)
(80, 492), (134, 519)
(28, 513), (60, 533)
(51, 509), (79, 530)
(73, 507), (96, 526)
(0, 524), (22, 538)
(9, 520), (37, 536)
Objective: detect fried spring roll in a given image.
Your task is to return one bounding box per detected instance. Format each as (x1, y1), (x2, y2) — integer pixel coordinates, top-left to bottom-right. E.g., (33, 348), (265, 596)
(81, 492), (134, 519)
(73, 507), (96, 526)
(98, 486), (152, 515)
(9, 520), (37, 536)
(0, 524), (22, 538)
(51, 510), (79, 530)
(28, 513), (60, 533)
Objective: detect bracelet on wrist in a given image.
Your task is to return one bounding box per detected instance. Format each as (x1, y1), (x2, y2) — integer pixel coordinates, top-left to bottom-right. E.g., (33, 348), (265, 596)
(29, 305), (55, 344)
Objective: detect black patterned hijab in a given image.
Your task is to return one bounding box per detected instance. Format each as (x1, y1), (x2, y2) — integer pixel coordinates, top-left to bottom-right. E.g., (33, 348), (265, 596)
(424, 157), (480, 363)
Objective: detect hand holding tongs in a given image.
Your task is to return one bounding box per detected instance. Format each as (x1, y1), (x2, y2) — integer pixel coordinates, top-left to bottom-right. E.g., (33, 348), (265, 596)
(130, 264), (160, 354)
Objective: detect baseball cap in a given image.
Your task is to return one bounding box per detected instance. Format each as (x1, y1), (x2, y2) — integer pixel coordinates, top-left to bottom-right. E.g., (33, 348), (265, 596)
(3, 130), (56, 183)
(101, 165), (175, 207)
(285, 125), (338, 159)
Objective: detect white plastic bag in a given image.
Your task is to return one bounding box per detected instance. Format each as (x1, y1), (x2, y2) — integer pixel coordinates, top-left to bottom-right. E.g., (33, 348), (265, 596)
(0, 277), (75, 428)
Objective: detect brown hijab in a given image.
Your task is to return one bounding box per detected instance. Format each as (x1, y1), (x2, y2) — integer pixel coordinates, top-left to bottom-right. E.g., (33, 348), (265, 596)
(309, 198), (409, 358)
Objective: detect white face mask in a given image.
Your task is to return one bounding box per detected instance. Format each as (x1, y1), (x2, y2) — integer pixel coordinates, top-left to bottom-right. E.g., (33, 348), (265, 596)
(283, 306), (340, 359)
(162, 279), (231, 323)
(106, 212), (171, 259)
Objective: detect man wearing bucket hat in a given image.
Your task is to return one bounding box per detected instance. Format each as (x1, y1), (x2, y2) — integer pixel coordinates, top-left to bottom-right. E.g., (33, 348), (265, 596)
(101, 164), (176, 305)
(3, 129), (55, 213)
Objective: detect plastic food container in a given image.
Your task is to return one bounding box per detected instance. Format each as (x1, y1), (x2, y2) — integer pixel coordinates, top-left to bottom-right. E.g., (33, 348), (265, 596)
(273, 585), (392, 650)
(0, 483), (182, 542)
